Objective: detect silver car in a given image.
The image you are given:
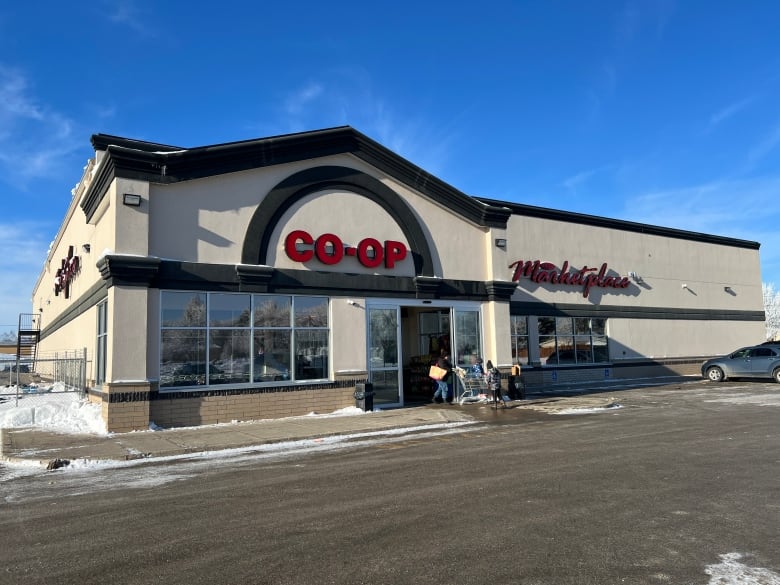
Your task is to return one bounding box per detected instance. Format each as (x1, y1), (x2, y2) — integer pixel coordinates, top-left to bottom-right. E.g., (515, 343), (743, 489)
(701, 343), (780, 383)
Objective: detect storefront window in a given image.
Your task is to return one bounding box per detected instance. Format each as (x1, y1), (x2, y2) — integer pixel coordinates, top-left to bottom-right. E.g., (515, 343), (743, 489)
(95, 300), (108, 385)
(510, 315), (529, 365)
(539, 317), (609, 365)
(160, 292), (329, 389)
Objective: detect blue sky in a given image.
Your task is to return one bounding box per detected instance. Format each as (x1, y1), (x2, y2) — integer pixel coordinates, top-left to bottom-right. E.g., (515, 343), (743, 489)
(1, 1), (779, 331)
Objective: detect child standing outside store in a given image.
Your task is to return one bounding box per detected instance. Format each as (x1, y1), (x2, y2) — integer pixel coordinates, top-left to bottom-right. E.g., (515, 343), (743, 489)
(469, 356), (485, 378)
(485, 360), (505, 409)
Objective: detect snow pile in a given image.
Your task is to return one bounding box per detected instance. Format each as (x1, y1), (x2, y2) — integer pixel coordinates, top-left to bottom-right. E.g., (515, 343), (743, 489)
(704, 552), (780, 584)
(0, 387), (106, 435)
(0, 387), (371, 437)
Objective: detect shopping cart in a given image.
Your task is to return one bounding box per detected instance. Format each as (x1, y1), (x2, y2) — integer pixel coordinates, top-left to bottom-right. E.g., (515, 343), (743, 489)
(455, 367), (489, 405)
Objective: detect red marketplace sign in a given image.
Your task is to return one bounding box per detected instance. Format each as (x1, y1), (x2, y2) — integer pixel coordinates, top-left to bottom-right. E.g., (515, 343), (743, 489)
(285, 230), (408, 269)
(54, 245), (80, 299)
(510, 259), (630, 298)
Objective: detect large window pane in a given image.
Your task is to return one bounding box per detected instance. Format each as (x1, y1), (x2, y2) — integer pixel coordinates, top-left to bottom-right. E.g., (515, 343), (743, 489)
(574, 317), (591, 335)
(574, 336), (594, 363)
(209, 329), (251, 385)
(254, 295), (291, 327)
(510, 315), (529, 365)
(455, 310), (481, 368)
(294, 297), (328, 327)
(254, 331), (291, 381)
(370, 309), (398, 368)
(538, 317), (555, 336)
(555, 336), (576, 363)
(209, 293), (250, 327)
(593, 336), (609, 362)
(556, 317), (573, 335)
(161, 292), (206, 327)
(96, 300), (108, 385)
(160, 329), (207, 387)
(295, 329), (329, 380)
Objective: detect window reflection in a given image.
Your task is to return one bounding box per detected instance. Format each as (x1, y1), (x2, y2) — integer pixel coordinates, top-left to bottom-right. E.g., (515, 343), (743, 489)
(538, 316), (609, 365)
(160, 292), (328, 389)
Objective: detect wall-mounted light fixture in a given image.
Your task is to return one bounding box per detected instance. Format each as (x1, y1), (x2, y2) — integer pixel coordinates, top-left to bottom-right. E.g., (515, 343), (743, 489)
(81, 244), (91, 253)
(682, 283), (688, 289)
(628, 271), (643, 284)
(724, 286), (734, 293)
(122, 193), (142, 207)
(495, 238), (507, 249)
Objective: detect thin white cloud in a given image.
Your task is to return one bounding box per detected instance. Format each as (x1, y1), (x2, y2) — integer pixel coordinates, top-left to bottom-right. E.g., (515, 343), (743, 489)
(283, 83), (324, 117)
(103, 0), (157, 38)
(0, 66), (44, 121)
(744, 121), (780, 172)
(0, 65), (82, 186)
(709, 95), (757, 127)
(613, 0), (675, 49)
(614, 2), (642, 46)
(0, 222), (52, 328)
(562, 165), (609, 191)
(259, 71), (457, 179)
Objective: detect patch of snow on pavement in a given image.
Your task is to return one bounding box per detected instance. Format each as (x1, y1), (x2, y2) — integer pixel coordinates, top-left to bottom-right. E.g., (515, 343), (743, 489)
(0, 387), (106, 434)
(1, 423), (477, 493)
(552, 404), (623, 415)
(704, 393), (780, 407)
(705, 552), (780, 584)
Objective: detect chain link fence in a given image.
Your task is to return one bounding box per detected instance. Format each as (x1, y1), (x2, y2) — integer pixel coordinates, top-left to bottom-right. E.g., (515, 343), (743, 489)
(0, 349), (87, 408)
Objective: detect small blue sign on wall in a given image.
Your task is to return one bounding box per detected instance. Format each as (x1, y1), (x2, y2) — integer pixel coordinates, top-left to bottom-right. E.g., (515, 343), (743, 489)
(604, 368), (610, 379)
(551, 371), (558, 382)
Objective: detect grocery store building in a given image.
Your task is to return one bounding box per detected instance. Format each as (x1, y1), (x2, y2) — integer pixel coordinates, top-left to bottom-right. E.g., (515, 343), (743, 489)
(31, 127), (765, 432)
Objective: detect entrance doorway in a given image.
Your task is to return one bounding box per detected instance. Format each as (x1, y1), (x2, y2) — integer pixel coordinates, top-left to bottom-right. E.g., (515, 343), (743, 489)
(367, 303), (483, 407)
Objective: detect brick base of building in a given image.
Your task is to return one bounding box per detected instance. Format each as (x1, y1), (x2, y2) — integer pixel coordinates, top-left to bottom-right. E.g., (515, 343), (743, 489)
(149, 386), (356, 428)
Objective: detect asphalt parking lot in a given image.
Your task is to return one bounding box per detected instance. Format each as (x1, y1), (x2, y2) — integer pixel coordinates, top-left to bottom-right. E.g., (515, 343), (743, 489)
(2, 378), (779, 584)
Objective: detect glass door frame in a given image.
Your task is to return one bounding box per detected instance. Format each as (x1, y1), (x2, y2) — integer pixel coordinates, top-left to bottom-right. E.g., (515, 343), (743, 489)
(365, 299), (484, 407)
(367, 304), (402, 407)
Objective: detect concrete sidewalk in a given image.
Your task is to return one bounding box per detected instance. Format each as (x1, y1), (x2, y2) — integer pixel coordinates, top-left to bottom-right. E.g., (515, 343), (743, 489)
(0, 405), (479, 468)
(0, 392), (624, 469)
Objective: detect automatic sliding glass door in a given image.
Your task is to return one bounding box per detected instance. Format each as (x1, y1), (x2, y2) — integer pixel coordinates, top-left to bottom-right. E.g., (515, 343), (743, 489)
(368, 306), (401, 406)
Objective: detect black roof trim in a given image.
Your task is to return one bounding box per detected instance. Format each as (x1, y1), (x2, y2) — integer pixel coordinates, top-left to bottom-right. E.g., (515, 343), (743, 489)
(477, 197), (761, 250)
(81, 126), (510, 228)
(91, 133), (185, 153)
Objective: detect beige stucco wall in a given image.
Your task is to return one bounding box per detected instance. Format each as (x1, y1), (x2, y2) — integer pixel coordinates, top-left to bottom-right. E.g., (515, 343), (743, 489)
(609, 318), (765, 360)
(504, 214), (763, 313)
(330, 297), (368, 374)
(147, 155), (492, 282)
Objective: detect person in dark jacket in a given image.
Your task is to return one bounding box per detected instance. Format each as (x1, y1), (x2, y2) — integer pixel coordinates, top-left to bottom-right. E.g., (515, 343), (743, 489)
(486, 360), (505, 408)
(432, 350), (452, 403)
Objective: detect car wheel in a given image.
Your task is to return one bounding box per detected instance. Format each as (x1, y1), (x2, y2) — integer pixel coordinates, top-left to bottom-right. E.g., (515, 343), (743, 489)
(706, 366), (725, 382)
(773, 368), (780, 384)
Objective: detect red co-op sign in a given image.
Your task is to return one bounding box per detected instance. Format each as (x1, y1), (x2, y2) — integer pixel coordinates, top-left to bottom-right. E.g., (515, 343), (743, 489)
(284, 230), (408, 269)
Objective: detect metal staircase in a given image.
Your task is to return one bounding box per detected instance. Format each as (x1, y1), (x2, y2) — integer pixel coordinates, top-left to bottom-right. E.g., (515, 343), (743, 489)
(16, 313), (41, 370)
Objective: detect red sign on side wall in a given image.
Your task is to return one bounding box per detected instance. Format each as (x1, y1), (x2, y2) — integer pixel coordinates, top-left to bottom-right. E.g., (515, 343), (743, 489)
(54, 245), (80, 299)
(510, 259), (630, 298)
